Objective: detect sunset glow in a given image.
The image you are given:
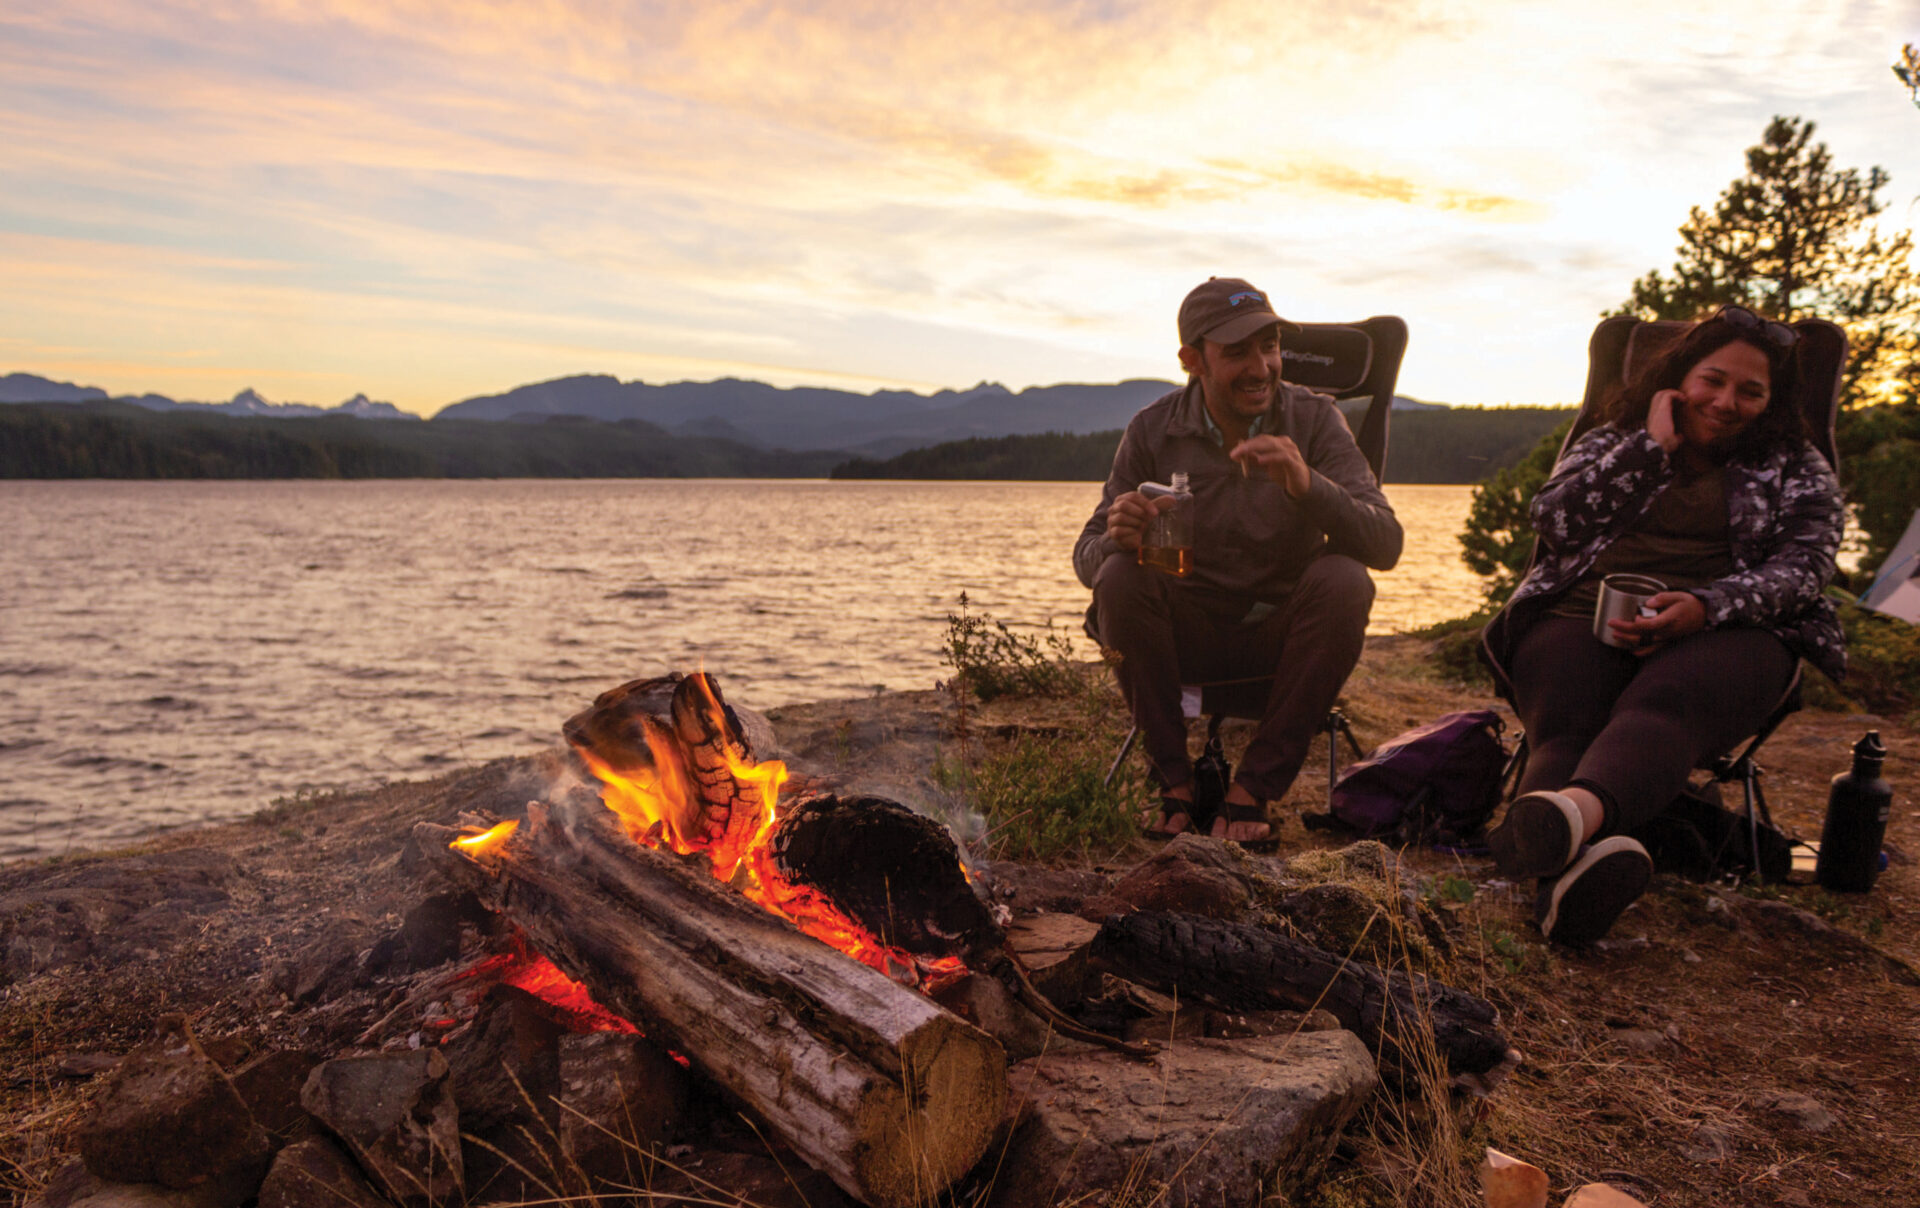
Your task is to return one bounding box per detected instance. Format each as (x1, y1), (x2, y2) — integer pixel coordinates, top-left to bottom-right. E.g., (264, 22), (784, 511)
(4, 0), (1917, 412)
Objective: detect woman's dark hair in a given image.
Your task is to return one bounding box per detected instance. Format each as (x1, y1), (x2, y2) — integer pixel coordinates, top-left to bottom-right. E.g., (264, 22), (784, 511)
(1601, 310), (1809, 455)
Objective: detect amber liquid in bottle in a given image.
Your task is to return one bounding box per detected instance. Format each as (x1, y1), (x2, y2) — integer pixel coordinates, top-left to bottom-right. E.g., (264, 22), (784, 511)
(1138, 544), (1193, 577)
(1137, 471), (1194, 578)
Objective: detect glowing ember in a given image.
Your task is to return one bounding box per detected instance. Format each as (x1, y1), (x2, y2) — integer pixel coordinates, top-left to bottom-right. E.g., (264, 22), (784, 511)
(458, 951), (638, 1035)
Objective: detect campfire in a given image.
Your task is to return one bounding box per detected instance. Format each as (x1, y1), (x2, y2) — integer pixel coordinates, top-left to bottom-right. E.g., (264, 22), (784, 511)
(423, 672), (1012, 1208)
(49, 668), (1520, 1208)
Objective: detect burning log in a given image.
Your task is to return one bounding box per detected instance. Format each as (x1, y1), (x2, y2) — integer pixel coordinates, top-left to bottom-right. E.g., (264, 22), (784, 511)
(1089, 910), (1515, 1082)
(416, 803), (1007, 1208)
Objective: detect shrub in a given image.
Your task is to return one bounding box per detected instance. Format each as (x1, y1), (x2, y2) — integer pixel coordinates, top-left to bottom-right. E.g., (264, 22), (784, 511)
(941, 593), (1080, 702)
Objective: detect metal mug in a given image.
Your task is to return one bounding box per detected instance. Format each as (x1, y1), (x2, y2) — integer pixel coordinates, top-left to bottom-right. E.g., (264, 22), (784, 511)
(1593, 574), (1666, 648)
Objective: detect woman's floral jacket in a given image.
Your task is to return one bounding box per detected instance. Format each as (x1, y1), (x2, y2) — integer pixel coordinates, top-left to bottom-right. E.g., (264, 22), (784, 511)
(1481, 424), (1846, 692)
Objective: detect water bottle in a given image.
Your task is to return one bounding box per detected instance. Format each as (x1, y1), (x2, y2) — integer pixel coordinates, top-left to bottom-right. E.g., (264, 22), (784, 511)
(1137, 471), (1193, 578)
(1816, 731), (1893, 893)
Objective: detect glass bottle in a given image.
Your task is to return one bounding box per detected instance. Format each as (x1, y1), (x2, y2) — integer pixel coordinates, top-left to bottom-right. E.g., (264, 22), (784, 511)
(1137, 471), (1193, 578)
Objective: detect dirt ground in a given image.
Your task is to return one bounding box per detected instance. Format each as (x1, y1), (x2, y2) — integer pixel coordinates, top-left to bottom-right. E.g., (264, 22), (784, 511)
(2, 638), (1917, 1208)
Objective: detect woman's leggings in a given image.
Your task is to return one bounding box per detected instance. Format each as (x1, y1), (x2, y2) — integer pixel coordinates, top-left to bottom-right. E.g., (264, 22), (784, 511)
(1509, 617), (1798, 835)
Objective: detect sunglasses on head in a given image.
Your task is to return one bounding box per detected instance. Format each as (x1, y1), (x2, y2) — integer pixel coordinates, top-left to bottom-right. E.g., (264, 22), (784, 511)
(1711, 304), (1799, 348)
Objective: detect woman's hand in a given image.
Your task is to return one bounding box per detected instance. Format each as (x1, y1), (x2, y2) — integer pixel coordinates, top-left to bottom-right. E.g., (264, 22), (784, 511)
(1647, 389), (1684, 453)
(1606, 590), (1708, 654)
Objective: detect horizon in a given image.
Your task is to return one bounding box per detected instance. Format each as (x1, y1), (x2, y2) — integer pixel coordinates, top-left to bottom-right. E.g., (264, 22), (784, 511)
(5, 1), (1917, 416)
(1, 366), (1582, 418)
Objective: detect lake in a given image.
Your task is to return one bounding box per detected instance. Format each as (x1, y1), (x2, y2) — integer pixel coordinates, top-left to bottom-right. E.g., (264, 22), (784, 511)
(0, 480), (1482, 861)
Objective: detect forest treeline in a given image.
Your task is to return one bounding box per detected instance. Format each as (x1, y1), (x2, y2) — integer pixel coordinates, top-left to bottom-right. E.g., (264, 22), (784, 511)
(0, 403), (841, 478)
(830, 405), (1576, 483)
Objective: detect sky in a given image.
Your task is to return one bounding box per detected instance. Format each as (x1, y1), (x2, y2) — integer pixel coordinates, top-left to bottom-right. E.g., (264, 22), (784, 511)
(4, 0), (1920, 417)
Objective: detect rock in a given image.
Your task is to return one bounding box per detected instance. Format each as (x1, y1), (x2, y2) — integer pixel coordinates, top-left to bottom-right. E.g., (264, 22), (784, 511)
(301, 1049), (462, 1208)
(272, 925), (376, 1005)
(1099, 836), (1260, 920)
(1479, 1147), (1548, 1208)
(1004, 913), (1099, 1006)
(1563, 1184), (1648, 1207)
(396, 893), (480, 971)
(557, 1031), (690, 1178)
(74, 1015), (270, 1201)
(256, 1138), (388, 1208)
(441, 985), (565, 1134)
(228, 1050), (323, 1142)
(1606, 1028), (1668, 1055)
(990, 1029), (1377, 1208)
(25, 1161), (245, 1208)
(1275, 883), (1393, 963)
(1682, 1122), (1735, 1163)
(1761, 1091), (1837, 1133)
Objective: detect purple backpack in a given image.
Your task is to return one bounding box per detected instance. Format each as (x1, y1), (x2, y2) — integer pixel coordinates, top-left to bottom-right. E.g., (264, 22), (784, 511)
(1318, 710), (1508, 844)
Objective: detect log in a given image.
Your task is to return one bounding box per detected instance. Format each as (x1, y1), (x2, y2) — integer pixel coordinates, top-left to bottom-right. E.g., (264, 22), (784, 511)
(1089, 910), (1513, 1080)
(417, 804), (1006, 1208)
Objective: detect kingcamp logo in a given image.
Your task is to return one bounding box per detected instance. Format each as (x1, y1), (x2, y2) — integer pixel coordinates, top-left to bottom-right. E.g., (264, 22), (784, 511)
(1228, 291), (1266, 306)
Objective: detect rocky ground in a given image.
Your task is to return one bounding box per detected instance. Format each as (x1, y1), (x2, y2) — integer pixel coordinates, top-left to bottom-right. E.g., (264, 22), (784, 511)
(2, 636), (1918, 1208)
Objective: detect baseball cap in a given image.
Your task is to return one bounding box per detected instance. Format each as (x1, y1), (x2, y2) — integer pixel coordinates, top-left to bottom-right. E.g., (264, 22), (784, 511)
(1177, 277), (1302, 347)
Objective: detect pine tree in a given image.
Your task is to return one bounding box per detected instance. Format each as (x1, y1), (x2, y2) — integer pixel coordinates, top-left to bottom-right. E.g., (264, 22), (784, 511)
(1613, 115), (1920, 410)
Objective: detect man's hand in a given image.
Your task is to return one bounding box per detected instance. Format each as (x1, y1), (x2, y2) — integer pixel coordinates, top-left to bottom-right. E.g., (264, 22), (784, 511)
(1647, 389), (1683, 453)
(1105, 490), (1176, 553)
(1606, 590), (1708, 655)
(1229, 435), (1311, 498)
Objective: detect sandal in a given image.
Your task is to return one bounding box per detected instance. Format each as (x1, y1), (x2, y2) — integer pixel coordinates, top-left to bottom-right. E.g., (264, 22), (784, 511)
(1213, 801), (1281, 853)
(1143, 796), (1196, 841)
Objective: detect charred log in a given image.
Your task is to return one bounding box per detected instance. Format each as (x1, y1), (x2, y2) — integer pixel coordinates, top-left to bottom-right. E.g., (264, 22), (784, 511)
(416, 804), (1007, 1208)
(1089, 910), (1512, 1079)
(770, 794), (1001, 961)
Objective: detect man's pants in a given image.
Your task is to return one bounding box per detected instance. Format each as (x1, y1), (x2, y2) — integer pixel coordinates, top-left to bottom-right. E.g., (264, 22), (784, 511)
(1090, 553), (1374, 802)
(1509, 617), (1797, 834)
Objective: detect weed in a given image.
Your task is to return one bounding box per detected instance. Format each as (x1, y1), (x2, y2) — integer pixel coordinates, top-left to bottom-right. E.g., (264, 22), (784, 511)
(942, 593), (1081, 702)
(1480, 924), (1530, 976)
(1426, 875), (1476, 906)
(942, 733), (1149, 861)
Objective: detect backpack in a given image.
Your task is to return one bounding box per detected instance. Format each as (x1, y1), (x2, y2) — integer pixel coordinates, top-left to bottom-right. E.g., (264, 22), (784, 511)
(1306, 710), (1509, 845)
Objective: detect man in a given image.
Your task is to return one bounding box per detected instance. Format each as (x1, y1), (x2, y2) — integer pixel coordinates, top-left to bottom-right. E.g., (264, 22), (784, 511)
(1073, 277), (1402, 844)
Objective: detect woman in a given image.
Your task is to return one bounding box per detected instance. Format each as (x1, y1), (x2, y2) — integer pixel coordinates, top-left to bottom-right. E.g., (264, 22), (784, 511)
(1481, 305), (1845, 945)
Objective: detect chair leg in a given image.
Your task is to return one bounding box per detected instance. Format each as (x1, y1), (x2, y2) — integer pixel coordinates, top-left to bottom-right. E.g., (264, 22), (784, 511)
(1323, 708), (1363, 796)
(1105, 725), (1138, 789)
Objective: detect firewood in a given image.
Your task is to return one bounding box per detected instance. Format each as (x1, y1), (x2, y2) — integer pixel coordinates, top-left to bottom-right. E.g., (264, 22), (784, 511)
(1088, 910), (1514, 1080)
(416, 803), (1006, 1208)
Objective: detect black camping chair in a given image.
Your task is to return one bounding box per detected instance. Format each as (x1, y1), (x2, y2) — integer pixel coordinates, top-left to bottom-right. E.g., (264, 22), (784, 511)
(1481, 313), (1847, 879)
(1102, 316), (1408, 794)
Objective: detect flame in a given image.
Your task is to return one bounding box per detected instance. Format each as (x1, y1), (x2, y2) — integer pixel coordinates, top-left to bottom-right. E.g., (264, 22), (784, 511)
(574, 672), (969, 993)
(450, 819), (519, 856)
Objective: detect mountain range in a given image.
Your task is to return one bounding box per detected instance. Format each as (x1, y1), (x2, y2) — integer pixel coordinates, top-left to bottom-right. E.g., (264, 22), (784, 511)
(0, 374), (418, 422)
(3, 371), (1448, 459)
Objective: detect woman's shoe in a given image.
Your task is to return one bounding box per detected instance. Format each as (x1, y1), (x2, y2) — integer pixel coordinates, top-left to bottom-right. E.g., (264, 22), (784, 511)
(1535, 836), (1652, 946)
(1488, 790), (1585, 878)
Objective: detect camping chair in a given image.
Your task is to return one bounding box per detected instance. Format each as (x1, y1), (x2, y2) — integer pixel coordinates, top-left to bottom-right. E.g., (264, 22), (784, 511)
(1482, 312), (1847, 878)
(1102, 316), (1408, 795)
